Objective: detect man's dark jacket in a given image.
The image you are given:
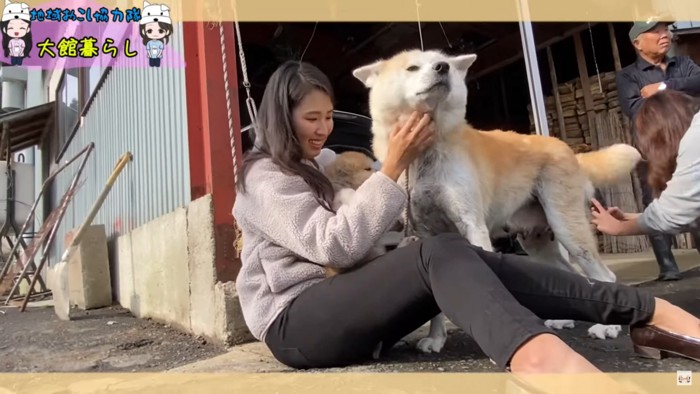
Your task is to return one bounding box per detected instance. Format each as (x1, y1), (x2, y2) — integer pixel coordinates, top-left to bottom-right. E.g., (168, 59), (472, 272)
(616, 55), (700, 121)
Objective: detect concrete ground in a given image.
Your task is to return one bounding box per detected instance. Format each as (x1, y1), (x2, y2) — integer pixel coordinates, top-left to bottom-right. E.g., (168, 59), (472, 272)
(170, 249), (700, 374)
(0, 303), (226, 372)
(1, 250), (698, 375)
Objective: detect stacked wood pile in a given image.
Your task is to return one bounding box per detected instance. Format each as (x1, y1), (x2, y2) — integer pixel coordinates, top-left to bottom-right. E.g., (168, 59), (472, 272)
(527, 71), (696, 254)
(526, 71), (627, 147)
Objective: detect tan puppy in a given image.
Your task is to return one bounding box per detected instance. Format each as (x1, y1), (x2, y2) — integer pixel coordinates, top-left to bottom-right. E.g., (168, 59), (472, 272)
(352, 49), (642, 353)
(323, 151), (402, 277)
(325, 151), (377, 210)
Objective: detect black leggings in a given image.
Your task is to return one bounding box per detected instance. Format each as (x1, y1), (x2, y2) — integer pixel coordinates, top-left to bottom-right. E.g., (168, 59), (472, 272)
(264, 233), (656, 370)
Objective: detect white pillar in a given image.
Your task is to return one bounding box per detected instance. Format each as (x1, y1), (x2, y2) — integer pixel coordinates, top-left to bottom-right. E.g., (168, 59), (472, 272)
(0, 67), (35, 237)
(1, 80), (24, 110)
(517, 0), (549, 137)
(12, 147), (34, 164)
(25, 69), (44, 224)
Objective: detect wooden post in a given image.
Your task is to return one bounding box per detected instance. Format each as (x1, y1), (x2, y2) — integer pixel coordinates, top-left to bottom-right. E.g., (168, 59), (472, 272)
(573, 32), (598, 150)
(607, 23), (622, 72)
(499, 73), (511, 124)
(546, 46), (567, 142)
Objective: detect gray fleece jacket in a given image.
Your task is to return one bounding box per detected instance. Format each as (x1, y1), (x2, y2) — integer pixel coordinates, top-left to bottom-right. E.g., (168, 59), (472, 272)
(637, 110), (700, 234)
(232, 151), (407, 341)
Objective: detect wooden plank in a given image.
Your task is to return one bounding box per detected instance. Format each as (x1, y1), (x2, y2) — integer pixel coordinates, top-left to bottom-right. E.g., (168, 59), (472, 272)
(573, 32), (598, 150)
(499, 72), (511, 124)
(608, 23), (622, 71)
(546, 46), (567, 142)
(468, 23), (594, 81)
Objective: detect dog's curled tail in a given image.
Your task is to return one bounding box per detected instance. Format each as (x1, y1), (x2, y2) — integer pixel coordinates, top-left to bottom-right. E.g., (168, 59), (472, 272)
(575, 143), (642, 187)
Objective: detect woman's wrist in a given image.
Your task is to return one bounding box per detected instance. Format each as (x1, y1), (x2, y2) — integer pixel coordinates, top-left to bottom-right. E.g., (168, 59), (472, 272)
(614, 217), (644, 236)
(380, 162), (404, 182)
(624, 212), (641, 221)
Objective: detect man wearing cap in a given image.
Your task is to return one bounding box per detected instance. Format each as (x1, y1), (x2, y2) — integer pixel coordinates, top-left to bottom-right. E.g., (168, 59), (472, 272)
(616, 19), (700, 281)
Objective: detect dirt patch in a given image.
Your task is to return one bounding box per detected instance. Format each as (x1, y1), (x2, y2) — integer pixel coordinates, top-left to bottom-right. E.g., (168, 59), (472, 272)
(0, 304), (226, 372)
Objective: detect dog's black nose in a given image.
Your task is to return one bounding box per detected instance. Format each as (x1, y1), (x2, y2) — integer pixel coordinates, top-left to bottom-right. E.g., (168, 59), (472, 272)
(433, 61), (449, 74)
(154, 18), (159, 22)
(14, 15), (18, 19)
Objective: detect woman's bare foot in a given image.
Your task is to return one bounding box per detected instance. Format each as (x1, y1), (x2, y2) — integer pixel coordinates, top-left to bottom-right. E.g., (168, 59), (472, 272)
(647, 297), (700, 337)
(509, 333), (600, 373)
(508, 334), (634, 393)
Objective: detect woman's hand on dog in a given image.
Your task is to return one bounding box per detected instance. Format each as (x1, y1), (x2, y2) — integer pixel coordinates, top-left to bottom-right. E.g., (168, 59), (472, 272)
(380, 111), (436, 181)
(590, 198), (640, 235)
(590, 198), (623, 235)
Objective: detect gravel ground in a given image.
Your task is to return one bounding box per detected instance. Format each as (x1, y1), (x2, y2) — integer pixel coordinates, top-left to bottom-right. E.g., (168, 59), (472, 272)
(0, 304), (226, 372)
(2, 268), (700, 374)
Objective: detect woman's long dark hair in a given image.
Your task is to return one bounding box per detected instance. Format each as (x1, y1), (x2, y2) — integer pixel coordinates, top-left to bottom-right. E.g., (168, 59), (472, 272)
(236, 61), (337, 212)
(1, 19), (32, 58)
(634, 90), (700, 197)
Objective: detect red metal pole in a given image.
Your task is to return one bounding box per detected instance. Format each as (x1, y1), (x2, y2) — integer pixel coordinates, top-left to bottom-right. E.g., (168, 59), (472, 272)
(183, 22), (207, 201)
(183, 22), (243, 282)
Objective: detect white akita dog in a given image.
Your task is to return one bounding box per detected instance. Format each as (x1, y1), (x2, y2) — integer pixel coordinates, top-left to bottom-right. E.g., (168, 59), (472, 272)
(351, 49), (642, 353)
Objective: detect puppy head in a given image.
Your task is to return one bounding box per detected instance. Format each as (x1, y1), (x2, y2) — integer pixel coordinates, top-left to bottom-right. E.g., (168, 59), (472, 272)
(324, 151), (376, 190)
(352, 49), (477, 128)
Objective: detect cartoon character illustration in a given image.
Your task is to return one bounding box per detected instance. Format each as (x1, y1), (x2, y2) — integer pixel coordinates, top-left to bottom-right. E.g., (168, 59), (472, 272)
(1, 0), (31, 66)
(139, 1), (173, 67)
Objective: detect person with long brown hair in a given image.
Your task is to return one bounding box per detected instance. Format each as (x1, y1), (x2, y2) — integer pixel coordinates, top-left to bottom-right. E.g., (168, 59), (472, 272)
(591, 90), (700, 245)
(615, 19), (700, 281)
(233, 60), (700, 377)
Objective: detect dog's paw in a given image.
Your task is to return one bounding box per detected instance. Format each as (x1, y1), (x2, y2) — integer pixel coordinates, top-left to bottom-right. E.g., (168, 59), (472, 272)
(587, 324), (622, 340)
(544, 319), (576, 330)
(416, 336), (446, 353)
(397, 235), (420, 249)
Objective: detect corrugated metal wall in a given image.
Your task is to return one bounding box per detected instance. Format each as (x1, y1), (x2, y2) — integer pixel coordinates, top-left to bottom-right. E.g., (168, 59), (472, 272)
(47, 22), (191, 263)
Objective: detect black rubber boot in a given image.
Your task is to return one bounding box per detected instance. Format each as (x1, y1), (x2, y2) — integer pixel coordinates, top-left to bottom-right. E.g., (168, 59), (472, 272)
(649, 233), (681, 281)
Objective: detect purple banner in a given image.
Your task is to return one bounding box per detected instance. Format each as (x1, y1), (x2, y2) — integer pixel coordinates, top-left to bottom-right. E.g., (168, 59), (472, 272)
(1, 0), (185, 69)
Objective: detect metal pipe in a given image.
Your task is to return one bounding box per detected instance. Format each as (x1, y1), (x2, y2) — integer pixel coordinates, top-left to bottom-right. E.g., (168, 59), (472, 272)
(0, 143), (94, 283)
(31, 151), (132, 315)
(517, 0), (549, 137)
(6, 144), (94, 306)
(58, 151), (132, 259)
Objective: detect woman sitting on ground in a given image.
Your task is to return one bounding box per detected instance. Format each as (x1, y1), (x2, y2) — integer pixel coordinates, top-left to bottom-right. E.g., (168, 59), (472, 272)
(233, 60), (700, 375)
(591, 90), (700, 248)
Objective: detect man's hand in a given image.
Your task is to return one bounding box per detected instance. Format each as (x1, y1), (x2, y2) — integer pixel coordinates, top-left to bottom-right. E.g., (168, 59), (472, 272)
(641, 82), (664, 98)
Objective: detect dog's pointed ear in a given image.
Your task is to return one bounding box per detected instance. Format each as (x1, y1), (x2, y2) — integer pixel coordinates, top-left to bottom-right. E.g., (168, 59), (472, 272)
(352, 60), (384, 88)
(450, 53), (477, 75)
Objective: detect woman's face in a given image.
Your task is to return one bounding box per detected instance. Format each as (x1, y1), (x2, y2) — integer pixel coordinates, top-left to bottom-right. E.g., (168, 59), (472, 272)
(144, 22), (167, 40)
(292, 89), (334, 160)
(5, 19), (29, 38)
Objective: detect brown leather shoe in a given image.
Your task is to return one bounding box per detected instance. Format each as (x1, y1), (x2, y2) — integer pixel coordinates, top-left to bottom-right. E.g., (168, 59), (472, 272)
(630, 325), (700, 363)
